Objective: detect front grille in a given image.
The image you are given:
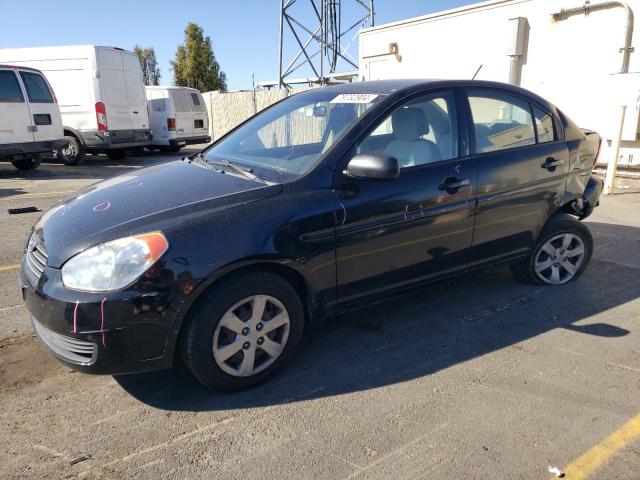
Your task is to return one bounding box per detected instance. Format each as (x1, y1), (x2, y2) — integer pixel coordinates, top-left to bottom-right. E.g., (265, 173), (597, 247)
(23, 233), (47, 285)
(32, 318), (97, 365)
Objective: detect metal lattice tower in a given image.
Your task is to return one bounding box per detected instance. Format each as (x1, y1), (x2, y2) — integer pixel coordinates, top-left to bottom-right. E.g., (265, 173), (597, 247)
(278, 0), (375, 88)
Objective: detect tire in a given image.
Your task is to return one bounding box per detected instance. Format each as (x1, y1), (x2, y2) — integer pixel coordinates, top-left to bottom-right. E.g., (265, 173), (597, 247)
(57, 135), (85, 166)
(511, 213), (593, 285)
(106, 149), (127, 160)
(182, 271), (305, 390)
(11, 154), (41, 170)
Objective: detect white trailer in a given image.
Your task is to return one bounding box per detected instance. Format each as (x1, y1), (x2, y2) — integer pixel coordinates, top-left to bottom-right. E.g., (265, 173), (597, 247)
(0, 45), (152, 165)
(359, 0), (640, 168)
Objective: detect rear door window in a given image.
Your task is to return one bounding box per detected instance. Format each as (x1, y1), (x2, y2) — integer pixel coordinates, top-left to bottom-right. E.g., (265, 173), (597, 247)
(468, 91), (535, 153)
(19, 72), (54, 103)
(0, 70), (24, 103)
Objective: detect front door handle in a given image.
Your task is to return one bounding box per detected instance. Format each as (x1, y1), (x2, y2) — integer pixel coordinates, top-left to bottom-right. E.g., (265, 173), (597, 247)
(438, 177), (470, 191)
(541, 157), (565, 170)
(132, 111), (139, 114)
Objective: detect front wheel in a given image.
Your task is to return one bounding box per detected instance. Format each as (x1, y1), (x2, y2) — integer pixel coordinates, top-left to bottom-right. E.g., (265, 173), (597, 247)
(181, 271), (305, 390)
(511, 214), (593, 285)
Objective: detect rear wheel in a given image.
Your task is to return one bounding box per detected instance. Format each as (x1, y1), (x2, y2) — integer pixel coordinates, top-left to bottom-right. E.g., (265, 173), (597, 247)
(182, 271), (304, 390)
(11, 154), (41, 170)
(511, 214), (593, 285)
(57, 135), (85, 166)
(106, 149), (127, 160)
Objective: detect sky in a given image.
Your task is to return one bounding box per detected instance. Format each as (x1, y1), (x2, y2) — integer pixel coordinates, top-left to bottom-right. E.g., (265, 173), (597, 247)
(0, 0), (475, 90)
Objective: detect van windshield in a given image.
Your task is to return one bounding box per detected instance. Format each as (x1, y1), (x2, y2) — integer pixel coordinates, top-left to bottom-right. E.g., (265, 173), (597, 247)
(203, 91), (382, 176)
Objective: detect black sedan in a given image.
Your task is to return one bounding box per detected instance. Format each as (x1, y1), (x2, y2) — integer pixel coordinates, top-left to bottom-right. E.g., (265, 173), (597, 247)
(20, 80), (602, 390)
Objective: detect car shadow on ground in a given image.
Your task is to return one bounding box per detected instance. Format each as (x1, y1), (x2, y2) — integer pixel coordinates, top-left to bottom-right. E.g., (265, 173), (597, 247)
(116, 221), (639, 412)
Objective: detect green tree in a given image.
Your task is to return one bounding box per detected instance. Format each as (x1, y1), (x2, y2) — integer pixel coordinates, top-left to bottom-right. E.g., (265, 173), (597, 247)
(133, 45), (161, 86)
(171, 22), (227, 92)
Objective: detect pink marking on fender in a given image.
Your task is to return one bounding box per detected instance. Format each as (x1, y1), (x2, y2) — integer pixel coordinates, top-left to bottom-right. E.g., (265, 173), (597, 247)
(404, 204), (409, 221)
(73, 301), (79, 334)
(454, 164), (461, 174)
(93, 201), (111, 212)
(419, 204), (424, 216)
(100, 297), (107, 347)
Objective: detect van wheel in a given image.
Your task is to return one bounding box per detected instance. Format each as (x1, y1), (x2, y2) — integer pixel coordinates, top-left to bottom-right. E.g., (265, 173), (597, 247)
(181, 271), (304, 390)
(106, 149), (127, 160)
(11, 155), (41, 170)
(57, 136), (85, 166)
(511, 214), (593, 285)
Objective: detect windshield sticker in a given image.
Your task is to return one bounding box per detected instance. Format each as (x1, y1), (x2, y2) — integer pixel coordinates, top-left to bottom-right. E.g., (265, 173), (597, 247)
(331, 93), (379, 104)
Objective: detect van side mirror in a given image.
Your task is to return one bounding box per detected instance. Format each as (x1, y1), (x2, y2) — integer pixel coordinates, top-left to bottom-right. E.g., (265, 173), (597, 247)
(344, 153), (400, 181)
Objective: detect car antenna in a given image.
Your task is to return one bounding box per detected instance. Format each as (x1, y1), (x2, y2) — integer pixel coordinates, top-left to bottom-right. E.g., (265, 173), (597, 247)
(472, 64), (483, 80)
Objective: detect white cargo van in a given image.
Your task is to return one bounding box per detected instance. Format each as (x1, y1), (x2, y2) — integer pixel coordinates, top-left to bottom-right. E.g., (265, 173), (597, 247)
(146, 86), (210, 152)
(0, 65), (66, 170)
(0, 46), (152, 165)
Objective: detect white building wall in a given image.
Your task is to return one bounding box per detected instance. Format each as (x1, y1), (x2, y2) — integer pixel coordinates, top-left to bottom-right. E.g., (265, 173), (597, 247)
(359, 0), (640, 167)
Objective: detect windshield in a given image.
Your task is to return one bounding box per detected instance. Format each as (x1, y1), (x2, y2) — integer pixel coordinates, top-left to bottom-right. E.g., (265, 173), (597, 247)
(203, 91), (383, 175)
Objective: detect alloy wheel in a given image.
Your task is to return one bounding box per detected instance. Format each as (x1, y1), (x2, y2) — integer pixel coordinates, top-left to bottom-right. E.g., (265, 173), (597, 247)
(212, 295), (290, 377)
(533, 233), (585, 285)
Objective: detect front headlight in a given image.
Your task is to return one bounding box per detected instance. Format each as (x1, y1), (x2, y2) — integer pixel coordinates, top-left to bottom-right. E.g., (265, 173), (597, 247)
(61, 232), (169, 292)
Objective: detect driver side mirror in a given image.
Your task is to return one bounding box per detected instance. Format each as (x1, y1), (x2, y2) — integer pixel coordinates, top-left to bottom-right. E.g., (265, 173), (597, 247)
(344, 153), (400, 181)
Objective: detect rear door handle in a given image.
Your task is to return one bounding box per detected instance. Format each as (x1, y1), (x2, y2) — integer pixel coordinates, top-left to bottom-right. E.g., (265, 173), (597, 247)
(541, 157), (565, 170)
(133, 111), (139, 114)
(438, 177), (470, 191)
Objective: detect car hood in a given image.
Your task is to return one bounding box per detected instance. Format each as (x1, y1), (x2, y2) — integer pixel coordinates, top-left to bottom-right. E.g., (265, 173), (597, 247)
(36, 160), (282, 267)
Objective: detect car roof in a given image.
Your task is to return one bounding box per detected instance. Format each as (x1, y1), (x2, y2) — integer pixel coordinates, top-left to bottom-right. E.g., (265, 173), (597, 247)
(0, 64), (43, 73)
(306, 79), (555, 110)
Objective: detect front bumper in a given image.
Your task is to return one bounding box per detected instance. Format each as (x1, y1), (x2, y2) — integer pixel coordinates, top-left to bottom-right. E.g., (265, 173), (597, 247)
(19, 265), (176, 375)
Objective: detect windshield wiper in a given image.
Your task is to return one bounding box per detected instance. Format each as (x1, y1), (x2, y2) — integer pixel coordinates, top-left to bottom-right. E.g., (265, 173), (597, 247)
(184, 153), (216, 171)
(210, 157), (266, 184)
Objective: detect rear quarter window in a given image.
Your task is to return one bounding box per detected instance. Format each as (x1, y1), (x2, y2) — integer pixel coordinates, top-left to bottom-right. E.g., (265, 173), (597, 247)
(19, 72), (54, 103)
(0, 70), (24, 103)
(532, 106), (555, 143)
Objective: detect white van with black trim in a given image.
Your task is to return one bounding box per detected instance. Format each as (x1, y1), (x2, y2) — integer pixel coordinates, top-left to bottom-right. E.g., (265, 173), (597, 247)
(0, 65), (66, 170)
(0, 46), (152, 165)
(146, 86), (210, 152)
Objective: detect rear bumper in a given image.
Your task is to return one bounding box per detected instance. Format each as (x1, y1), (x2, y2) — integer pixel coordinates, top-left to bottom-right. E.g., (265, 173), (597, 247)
(0, 139), (67, 158)
(578, 175), (603, 219)
(81, 129), (153, 151)
(19, 264), (176, 375)
(169, 136), (211, 147)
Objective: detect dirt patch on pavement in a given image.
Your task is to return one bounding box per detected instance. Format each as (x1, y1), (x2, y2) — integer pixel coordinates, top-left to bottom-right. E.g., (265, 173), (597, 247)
(0, 334), (64, 391)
